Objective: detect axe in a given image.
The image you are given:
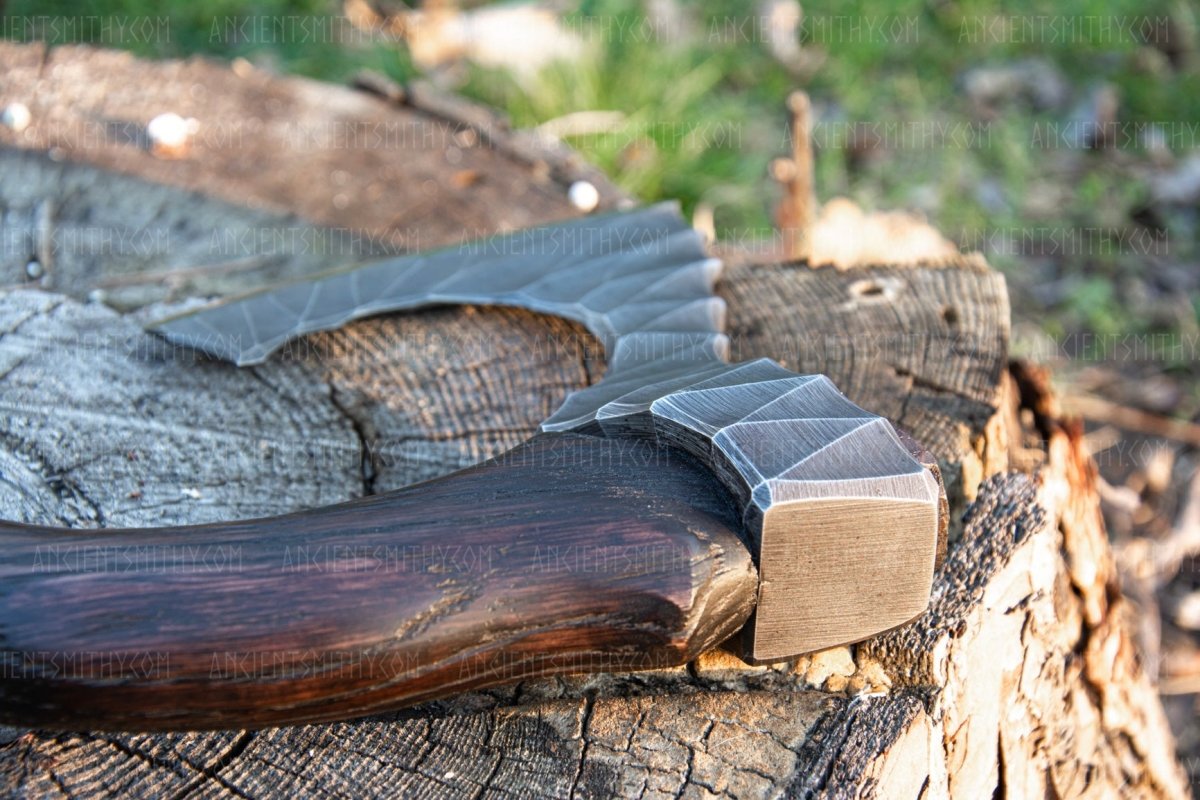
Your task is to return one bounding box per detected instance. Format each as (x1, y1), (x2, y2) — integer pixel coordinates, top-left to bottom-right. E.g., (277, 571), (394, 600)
(0, 204), (947, 731)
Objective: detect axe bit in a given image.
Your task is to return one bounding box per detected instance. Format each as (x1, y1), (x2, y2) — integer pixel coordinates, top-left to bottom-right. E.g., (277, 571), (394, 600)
(0, 204), (947, 731)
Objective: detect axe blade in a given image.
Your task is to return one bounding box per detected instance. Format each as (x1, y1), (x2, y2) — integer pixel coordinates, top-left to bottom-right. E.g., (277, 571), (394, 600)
(151, 205), (945, 662)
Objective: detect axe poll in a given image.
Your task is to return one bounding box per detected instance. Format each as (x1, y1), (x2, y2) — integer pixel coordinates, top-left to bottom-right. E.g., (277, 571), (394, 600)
(0, 204), (947, 730)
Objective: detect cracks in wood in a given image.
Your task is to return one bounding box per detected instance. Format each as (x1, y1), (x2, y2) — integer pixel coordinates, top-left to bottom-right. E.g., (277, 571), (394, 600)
(32, 737), (71, 800)
(0, 353), (28, 382)
(326, 383), (377, 496)
(625, 707), (648, 755)
(0, 427), (105, 527)
(241, 367), (309, 423)
(382, 426), (538, 445)
(87, 733), (193, 788)
(567, 694), (596, 799)
(0, 294), (60, 352)
(786, 699), (857, 797)
(321, 724), (450, 795)
(233, 745), (342, 800)
(992, 727), (1006, 800)
(675, 719), (716, 798)
(891, 361), (993, 410)
(166, 730), (256, 800)
(64, 480), (107, 529)
(469, 750), (505, 800)
(42, 767), (70, 799)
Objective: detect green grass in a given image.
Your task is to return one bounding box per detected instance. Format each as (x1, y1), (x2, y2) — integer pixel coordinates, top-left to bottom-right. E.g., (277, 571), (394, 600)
(4, 0), (1198, 344)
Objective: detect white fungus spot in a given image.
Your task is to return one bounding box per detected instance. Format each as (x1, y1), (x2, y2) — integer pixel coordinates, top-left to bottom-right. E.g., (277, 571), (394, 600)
(568, 180), (600, 212)
(2, 103), (31, 133)
(147, 112), (199, 157)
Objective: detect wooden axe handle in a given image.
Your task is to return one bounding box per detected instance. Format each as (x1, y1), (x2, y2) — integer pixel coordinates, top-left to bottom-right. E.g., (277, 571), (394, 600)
(0, 434), (756, 731)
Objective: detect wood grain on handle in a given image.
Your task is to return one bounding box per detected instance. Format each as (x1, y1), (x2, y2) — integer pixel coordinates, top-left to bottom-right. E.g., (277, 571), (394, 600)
(0, 434), (756, 731)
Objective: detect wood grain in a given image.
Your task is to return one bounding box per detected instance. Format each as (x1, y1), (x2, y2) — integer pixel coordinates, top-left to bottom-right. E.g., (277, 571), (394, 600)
(0, 433), (754, 731)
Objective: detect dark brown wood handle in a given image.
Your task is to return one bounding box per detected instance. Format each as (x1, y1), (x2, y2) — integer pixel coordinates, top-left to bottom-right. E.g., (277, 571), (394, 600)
(0, 433), (756, 731)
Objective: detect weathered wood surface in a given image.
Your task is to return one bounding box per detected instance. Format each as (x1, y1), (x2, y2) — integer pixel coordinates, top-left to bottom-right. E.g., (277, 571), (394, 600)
(0, 44), (1188, 798)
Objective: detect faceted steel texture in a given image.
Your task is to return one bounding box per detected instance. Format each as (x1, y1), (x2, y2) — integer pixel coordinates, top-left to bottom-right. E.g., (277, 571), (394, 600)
(152, 205), (941, 658)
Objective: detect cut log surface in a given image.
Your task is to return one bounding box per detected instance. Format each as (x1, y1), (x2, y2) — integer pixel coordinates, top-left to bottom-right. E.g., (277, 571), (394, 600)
(0, 43), (1188, 799)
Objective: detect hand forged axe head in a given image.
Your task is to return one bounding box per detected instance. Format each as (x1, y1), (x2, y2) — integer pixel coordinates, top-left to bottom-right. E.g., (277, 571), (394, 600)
(151, 203), (948, 663)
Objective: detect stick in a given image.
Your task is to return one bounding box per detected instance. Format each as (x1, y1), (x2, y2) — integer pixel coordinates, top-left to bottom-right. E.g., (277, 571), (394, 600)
(772, 90), (817, 261)
(1064, 393), (1200, 448)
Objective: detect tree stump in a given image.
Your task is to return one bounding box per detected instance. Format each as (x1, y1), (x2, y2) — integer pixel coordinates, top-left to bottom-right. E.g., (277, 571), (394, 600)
(0, 44), (1188, 798)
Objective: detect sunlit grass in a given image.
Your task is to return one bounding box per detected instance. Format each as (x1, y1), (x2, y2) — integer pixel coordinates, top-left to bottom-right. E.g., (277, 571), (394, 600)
(3, 0), (1197, 340)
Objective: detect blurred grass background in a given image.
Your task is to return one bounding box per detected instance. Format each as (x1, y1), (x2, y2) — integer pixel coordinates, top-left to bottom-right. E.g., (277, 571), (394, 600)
(5, 0), (1200, 763)
(7, 0), (1199, 356)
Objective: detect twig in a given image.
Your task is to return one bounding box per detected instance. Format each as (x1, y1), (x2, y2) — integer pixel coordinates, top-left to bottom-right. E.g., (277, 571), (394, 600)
(535, 111), (626, 140)
(771, 90), (817, 261)
(1158, 673), (1200, 695)
(692, 202), (715, 244)
(1155, 468), (1200, 580)
(91, 254), (274, 289)
(1064, 393), (1200, 448)
(34, 199), (54, 286)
